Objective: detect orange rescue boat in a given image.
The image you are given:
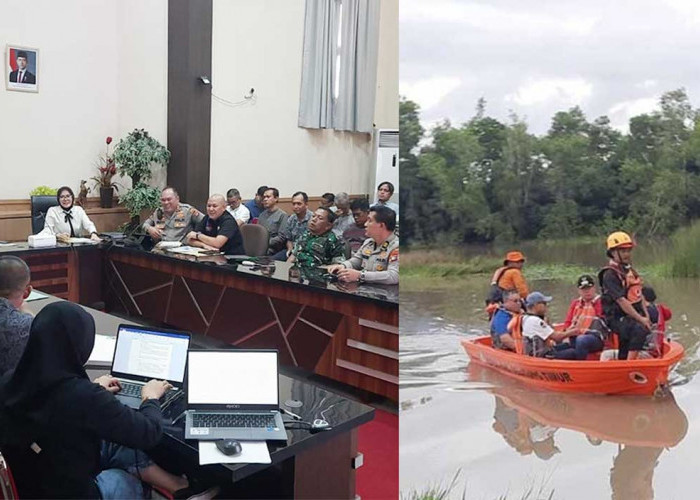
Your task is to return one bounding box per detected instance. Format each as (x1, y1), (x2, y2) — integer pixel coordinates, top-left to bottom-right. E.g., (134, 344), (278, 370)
(461, 336), (684, 396)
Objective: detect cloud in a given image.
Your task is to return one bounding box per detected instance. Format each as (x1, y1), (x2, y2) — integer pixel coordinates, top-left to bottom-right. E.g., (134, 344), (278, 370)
(400, 77), (462, 111)
(401, 0), (700, 136)
(607, 97), (660, 132)
(635, 80), (658, 89)
(662, 0), (700, 25)
(400, 0), (597, 36)
(504, 78), (593, 107)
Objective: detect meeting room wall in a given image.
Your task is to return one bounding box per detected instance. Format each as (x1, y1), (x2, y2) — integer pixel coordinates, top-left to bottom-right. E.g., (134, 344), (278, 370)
(0, 0), (167, 200)
(208, 0), (399, 201)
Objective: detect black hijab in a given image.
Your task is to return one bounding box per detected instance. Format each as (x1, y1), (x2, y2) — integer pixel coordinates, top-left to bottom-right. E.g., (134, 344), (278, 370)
(0, 302), (95, 412)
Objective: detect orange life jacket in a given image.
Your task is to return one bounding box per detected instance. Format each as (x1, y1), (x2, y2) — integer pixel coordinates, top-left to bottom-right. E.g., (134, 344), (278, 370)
(507, 313), (525, 355)
(570, 295), (601, 334)
(599, 261), (644, 305)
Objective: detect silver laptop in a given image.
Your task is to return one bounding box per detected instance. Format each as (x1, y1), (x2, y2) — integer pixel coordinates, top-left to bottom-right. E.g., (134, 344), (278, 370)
(111, 324), (191, 409)
(184, 349), (287, 441)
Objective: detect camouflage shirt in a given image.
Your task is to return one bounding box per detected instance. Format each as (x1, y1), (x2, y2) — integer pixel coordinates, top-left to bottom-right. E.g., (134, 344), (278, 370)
(293, 229), (346, 267)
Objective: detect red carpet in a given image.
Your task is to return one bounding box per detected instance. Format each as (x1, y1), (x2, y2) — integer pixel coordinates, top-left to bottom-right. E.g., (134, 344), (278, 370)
(357, 409), (398, 500)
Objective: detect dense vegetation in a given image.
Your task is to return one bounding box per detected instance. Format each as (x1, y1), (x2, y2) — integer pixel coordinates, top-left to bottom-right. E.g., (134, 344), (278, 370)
(400, 89), (700, 247)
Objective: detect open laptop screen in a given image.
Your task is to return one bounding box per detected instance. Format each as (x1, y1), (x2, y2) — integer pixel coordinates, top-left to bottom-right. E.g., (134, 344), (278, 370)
(187, 350), (278, 406)
(113, 325), (190, 382)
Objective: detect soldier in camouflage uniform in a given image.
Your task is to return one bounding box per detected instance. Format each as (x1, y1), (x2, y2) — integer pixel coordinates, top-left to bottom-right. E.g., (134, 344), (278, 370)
(142, 187), (204, 243)
(328, 205), (398, 285)
(289, 207), (346, 267)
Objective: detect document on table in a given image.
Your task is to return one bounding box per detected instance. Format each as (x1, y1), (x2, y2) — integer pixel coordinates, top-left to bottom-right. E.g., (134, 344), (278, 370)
(88, 334), (117, 366)
(26, 290), (49, 302)
(198, 441), (271, 465)
(67, 237), (99, 244)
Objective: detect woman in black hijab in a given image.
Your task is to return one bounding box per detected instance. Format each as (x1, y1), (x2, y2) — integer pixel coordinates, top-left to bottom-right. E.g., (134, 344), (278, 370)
(0, 302), (192, 498)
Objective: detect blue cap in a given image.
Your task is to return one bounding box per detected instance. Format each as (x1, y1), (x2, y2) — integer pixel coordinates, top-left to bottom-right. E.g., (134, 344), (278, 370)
(526, 291), (553, 308)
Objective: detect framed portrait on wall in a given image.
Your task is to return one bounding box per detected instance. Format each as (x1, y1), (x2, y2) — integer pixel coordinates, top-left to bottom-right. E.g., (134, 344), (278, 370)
(5, 44), (39, 93)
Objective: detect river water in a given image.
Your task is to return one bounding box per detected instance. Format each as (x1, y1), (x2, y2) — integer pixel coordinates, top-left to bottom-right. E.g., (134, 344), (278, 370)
(400, 245), (700, 499)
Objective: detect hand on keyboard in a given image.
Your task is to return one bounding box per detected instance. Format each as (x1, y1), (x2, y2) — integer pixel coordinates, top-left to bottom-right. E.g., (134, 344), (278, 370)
(94, 375), (122, 394)
(142, 379), (173, 402)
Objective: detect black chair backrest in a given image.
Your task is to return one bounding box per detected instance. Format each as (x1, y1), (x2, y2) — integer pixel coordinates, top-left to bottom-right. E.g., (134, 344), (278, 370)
(240, 224), (269, 256)
(30, 195), (58, 235)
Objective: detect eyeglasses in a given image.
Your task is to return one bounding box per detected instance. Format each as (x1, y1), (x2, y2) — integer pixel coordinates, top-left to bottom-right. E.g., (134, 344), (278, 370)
(59, 195), (72, 199)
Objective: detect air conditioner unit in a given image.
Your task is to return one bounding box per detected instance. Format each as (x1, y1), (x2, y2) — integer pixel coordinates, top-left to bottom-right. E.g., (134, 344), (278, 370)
(371, 129), (399, 201)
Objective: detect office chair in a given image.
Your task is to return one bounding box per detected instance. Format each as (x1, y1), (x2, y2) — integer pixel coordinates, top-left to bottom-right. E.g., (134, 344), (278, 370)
(240, 224), (269, 256)
(0, 452), (18, 500)
(30, 196), (58, 235)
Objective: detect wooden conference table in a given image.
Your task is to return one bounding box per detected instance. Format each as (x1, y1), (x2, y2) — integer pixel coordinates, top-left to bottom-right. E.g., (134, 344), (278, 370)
(26, 295), (375, 499)
(1, 240), (398, 402)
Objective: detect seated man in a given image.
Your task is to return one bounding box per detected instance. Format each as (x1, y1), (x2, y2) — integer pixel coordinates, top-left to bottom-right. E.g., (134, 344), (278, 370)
(276, 191), (312, 261)
(554, 275), (608, 360)
(288, 208), (346, 267)
(332, 192), (353, 236)
(143, 187), (204, 242)
(327, 206), (398, 285)
(244, 185), (267, 221)
(0, 256), (33, 375)
(490, 289), (522, 351)
(320, 192), (336, 212)
(225, 188), (251, 226)
(258, 187), (288, 255)
(343, 198), (370, 252)
(186, 194), (245, 255)
(520, 292), (576, 357)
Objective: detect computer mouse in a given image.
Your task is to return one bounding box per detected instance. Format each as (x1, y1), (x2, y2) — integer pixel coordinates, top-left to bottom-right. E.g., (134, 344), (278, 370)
(215, 439), (242, 456)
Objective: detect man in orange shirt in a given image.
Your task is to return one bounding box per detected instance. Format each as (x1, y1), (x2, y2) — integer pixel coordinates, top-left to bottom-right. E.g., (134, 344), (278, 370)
(490, 251), (529, 299)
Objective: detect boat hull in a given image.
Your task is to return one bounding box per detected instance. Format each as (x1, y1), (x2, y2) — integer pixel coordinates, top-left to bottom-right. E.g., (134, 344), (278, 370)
(461, 336), (684, 396)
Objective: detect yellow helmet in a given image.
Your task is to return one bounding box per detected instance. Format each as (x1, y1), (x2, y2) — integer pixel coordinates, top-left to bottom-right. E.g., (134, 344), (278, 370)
(606, 231), (634, 250)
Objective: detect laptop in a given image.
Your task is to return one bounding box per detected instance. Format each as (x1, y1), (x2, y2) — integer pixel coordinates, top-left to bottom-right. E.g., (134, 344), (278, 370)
(111, 324), (191, 409)
(184, 349), (287, 441)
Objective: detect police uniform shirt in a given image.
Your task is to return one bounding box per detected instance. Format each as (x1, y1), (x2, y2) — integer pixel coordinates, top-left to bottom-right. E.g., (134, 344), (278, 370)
(142, 203), (203, 242)
(194, 210), (245, 255)
(341, 233), (399, 285)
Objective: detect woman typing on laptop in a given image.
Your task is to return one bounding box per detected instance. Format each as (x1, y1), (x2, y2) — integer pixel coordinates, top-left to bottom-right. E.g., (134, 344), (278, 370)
(0, 302), (215, 499)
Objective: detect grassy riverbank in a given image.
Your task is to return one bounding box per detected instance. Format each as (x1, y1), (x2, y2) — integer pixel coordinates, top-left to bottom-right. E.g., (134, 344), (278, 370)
(403, 248), (666, 290)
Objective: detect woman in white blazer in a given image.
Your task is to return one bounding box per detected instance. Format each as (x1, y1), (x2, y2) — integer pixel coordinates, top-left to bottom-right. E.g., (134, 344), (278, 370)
(40, 187), (100, 241)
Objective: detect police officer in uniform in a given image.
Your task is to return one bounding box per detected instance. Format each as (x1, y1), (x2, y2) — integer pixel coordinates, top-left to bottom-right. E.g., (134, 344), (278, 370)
(328, 205), (398, 285)
(142, 187), (204, 243)
(289, 207), (346, 267)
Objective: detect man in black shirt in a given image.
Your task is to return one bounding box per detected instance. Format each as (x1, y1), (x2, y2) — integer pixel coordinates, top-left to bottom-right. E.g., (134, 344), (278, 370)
(187, 194), (245, 255)
(598, 231), (650, 360)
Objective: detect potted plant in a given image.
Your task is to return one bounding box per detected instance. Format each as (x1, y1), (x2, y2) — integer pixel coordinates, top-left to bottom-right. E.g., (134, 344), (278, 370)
(91, 136), (121, 208)
(113, 128), (170, 229)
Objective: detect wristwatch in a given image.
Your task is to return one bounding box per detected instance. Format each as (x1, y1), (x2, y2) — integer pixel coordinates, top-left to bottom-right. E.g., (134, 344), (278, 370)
(359, 270), (366, 283)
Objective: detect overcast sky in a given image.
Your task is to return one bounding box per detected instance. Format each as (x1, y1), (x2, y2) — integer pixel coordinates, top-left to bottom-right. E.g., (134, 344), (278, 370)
(400, 0), (700, 136)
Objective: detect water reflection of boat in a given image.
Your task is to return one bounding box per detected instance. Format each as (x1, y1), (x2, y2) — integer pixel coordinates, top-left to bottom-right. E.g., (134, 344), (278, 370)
(471, 364), (687, 500)
(462, 336), (684, 395)
(470, 364), (688, 448)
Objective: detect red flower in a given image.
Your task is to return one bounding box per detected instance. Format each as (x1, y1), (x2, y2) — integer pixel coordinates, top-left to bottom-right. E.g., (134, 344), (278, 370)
(110, 165), (117, 174)
(106, 136), (113, 145)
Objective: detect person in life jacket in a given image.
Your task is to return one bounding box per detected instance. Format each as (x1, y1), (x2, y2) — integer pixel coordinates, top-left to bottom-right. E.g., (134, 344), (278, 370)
(486, 251), (529, 309)
(490, 289), (523, 351)
(642, 285), (672, 357)
(598, 231), (650, 360)
(554, 274), (609, 360)
(516, 292), (578, 357)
